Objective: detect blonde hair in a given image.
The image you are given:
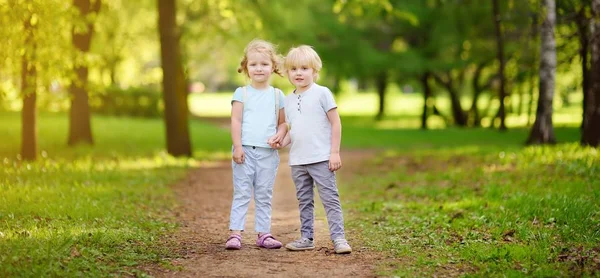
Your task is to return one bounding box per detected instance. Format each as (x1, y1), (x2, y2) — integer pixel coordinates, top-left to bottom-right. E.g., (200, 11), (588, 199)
(237, 39), (283, 77)
(284, 45), (322, 80)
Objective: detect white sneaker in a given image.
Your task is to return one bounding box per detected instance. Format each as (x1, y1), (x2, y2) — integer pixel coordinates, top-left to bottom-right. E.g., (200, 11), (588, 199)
(333, 238), (352, 254)
(285, 238), (315, 251)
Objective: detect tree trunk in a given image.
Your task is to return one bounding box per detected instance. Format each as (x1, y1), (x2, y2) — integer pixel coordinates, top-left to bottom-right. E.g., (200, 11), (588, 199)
(21, 16), (36, 161)
(469, 66), (484, 127)
(526, 72), (536, 127)
(433, 73), (467, 126)
(68, 0), (100, 146)
(420, 72), (431, 129)
(577, 7), (591, 131)
(582, 0), (600, 146)
(527, 0), (556, 145)
(492, 0), (507, 130)
(470, 62), (495, 127)
(158, 0), (192, 156)
(448, 87), (467, 127)
(527, 15), (539, 127)
(517, 81), (525, 115)
(375, 72), (387, 120)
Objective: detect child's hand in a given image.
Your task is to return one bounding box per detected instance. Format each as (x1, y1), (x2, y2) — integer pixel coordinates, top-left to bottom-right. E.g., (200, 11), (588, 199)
(329, 153), (342, 171)
(268, 141), (282, 149)
(267, 134), (281, 145)
(233, 147), (245, 164)
(267, 135), (281, 149)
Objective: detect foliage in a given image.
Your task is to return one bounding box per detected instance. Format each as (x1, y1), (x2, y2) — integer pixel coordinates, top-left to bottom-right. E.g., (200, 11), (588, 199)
(91, 86), (163, 118)
(1, 1), (73, 94)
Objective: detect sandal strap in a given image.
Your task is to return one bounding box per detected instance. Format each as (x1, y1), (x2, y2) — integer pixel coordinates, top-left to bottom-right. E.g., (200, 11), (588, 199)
(227, 234), (242, 243)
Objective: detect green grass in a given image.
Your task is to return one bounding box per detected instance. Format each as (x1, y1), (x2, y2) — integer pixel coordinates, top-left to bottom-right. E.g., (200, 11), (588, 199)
(0, 111), (231, 277)
(0, 112), (231, 159)
(188, 90), (583, 128)
(341, 116), (581, 151)
(340, 132), (600, 276)
(0, 93), (591, 276)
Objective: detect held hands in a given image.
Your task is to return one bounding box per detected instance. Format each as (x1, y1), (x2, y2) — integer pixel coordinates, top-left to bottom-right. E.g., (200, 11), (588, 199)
(329, 152), (342, 171)
(267, 135), (282, 149)
(232, 146), (245, 164)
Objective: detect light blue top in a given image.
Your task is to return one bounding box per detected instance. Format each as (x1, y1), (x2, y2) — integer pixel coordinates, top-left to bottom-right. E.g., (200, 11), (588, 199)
(284, 83), (337, 165)
(232, 85), (285, 148)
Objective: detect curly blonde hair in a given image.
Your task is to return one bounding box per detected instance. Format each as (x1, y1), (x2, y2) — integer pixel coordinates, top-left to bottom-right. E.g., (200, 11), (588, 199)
(237, 39), (283, 77)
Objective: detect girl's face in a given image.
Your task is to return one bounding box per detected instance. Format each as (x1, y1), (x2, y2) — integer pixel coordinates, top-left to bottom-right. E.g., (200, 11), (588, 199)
(246, 51), (273, 84)
(287, 65), (315, 92)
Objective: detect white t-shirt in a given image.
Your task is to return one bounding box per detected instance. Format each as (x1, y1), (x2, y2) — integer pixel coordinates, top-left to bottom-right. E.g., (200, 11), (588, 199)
(284, 83), (337, 166)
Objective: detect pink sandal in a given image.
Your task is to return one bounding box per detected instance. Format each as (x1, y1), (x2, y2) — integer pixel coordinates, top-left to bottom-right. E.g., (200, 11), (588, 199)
(256, 233), (282, 249)
(225, 234), (242, 250)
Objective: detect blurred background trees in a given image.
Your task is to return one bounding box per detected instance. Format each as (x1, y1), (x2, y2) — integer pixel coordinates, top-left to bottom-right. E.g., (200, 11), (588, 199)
(2, 0), (599, 160)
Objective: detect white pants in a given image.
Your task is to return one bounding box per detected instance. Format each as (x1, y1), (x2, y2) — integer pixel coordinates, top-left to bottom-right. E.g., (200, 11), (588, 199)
(229, 145), (279, 233)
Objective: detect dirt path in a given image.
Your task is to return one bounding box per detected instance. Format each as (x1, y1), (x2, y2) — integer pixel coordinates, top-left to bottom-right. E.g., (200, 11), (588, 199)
(143, 150), (381, 277)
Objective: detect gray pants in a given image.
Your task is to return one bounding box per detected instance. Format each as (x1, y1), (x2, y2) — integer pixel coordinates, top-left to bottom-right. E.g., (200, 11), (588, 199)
(291, 160), (345, 241)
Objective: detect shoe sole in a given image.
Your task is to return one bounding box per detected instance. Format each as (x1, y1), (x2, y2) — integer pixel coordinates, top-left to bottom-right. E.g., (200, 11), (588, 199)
(335, 248), (352, 254)
(285, 244), (315, 251)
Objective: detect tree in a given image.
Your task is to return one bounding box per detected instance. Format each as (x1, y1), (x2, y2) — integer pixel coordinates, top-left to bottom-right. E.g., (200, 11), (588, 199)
(21, 12), (37, 161)
(527, 0), (557, 144)
(574, 2), (592, 131)
(555, 0), (592, 131)
(492, 0), (507, 130)
(5, 1), (71, 160)
(68, 0), (101, 146)
(157, 0), (192, 156)
(582, 0), (600, 146)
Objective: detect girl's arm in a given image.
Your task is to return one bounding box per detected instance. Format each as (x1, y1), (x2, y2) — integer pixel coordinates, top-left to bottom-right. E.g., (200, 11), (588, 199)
(268, 109), (288, 148)
(326, 108), (342, 171)
(231, 102), (244, 163)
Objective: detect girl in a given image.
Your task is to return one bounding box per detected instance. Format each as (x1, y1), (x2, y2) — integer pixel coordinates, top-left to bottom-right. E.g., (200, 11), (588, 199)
(225, 39), (287, 250)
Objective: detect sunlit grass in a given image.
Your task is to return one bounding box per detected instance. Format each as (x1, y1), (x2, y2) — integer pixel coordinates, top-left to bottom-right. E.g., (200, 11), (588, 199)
(342, 142), (600, 277)
(0, 154), (188, 276)
(0, 111), (232, 276)
(0, 111), (231, 159)
(188, 91), (583, 127)
(0, 94), (589, 276)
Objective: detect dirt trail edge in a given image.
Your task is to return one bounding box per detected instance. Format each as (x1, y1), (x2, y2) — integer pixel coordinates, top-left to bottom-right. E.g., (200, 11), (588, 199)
(143, 150), (382, 277)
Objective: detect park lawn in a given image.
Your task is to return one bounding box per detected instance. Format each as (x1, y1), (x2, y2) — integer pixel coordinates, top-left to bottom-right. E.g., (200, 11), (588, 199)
(0, 108), (594, 276)
(339, 128), (600, 277)
(0, 111), (231, 277)
(188, 90), (583, 128)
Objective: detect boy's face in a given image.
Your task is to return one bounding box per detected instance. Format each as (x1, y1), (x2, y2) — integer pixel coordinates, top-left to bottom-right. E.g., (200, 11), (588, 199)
(246, 51), (273, 84)
(287, 65), (315, 91)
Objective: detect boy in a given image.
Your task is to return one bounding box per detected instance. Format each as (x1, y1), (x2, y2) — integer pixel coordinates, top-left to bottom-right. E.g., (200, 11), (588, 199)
(272, 45), (352, 254)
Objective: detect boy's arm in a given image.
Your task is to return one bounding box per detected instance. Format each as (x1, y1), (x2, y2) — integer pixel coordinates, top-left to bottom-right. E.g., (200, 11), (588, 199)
(327, 108), (342, 171)
(280, 131), (291, 148)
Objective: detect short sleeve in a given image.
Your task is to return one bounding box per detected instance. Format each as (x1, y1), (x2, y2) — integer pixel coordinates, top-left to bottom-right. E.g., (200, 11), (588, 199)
(231, 87), (244, 105)
(320, 87), (337, 112)
(284, 97), (290, 124)
(278, 89), (285, 110)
